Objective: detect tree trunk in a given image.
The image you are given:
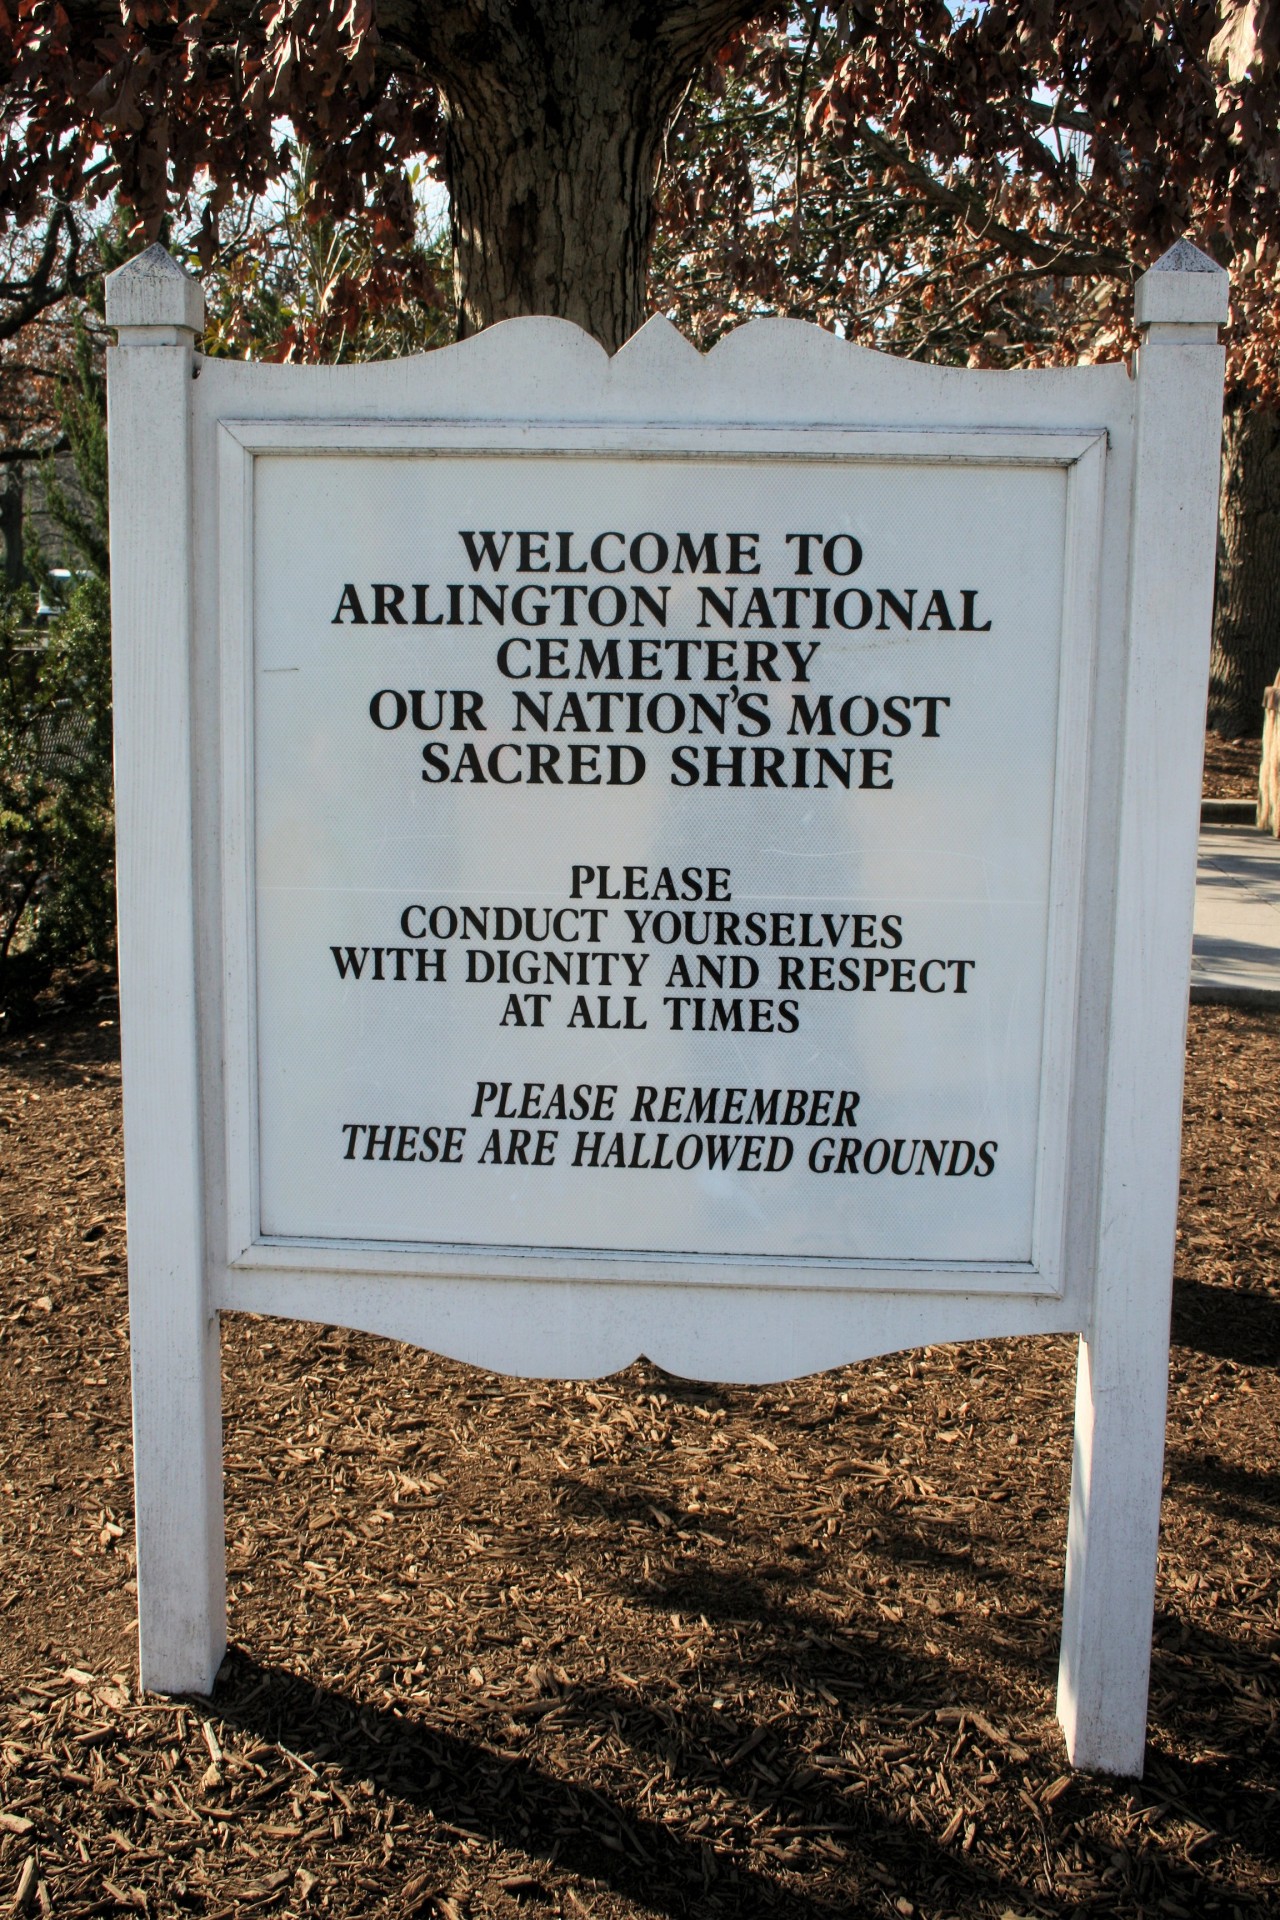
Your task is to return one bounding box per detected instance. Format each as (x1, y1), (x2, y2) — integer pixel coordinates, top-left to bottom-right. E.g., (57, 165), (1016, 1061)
(1, 466), (22, 586)
(403, 1), (768, 353)
(1208, 404), (1280, 738)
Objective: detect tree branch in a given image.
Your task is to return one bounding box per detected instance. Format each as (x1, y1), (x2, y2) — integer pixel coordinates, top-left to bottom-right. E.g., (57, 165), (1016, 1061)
(850, 121), (1128, 280)
(0, 206), (87, 342)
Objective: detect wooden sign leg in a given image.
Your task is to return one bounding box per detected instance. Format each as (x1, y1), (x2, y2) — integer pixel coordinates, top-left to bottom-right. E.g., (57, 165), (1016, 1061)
(129, 1292), (227, 1694)
(1057, 1332), (1170, 1776)
(1056, 240), (1229, 1777)
(106, 248), (227, 1695)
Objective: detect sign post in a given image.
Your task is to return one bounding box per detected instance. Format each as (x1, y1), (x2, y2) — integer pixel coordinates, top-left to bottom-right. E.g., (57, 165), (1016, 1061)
(1057, 244), (1230, 1774)
(107, 250), (225, 1693)
(106, 240), (1227, 1773)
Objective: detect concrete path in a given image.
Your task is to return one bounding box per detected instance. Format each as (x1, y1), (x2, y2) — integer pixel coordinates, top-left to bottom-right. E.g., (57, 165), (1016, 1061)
(1191, 824), (1280, 1008)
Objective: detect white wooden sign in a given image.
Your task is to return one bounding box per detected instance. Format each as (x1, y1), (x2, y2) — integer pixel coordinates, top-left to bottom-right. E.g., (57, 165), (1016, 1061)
(106, 240), (1228, 1777)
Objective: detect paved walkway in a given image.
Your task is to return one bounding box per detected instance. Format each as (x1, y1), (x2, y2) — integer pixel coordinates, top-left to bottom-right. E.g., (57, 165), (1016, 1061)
(1191, 823), (1280, 1007)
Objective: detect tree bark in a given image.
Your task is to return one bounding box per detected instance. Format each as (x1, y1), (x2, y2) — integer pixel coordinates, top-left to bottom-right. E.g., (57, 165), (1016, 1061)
(391, 1), (770, 352)
(1208, 404), (1280, 738)
(1, 467), (22, 586)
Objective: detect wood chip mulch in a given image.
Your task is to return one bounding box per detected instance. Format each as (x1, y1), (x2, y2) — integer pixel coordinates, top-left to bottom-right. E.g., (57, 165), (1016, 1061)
(1, 1003), (1276, 1919)
(1202, 732), (1261, 799)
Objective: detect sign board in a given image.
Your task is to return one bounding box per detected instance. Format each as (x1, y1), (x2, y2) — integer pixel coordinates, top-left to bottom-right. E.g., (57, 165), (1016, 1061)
(106, 242), (1228, 1777)
(237, 425), (1097, 1284)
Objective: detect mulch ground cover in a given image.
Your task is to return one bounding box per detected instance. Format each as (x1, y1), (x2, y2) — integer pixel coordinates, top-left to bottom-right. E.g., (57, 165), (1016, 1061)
(1201, 733), (1261, 799)
(1, 1003), (1276, 1920)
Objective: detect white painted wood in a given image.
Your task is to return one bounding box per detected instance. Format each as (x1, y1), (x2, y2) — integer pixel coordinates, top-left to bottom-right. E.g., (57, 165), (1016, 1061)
(105, 241), (206, 335)
(189, 308), (1134, 430)
(105, 250), (226, 1696)
(106, 249), (1228, 1774)
(184, 337), (1136, 1402)
(217, 1264), (1074, 1384)
(1132, 237), (1229, 328)
(213, 418), (1105, 1309)
(1057, 243), (1229, 1776)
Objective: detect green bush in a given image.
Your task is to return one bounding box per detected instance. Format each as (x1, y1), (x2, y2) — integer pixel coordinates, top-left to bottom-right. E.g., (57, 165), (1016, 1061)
(0, 572), (115, 1021)
(0, 301), (115, 1024)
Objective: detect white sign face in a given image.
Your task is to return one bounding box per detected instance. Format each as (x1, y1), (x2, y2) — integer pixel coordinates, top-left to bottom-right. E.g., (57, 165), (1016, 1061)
(244, 438), (1083, 1281)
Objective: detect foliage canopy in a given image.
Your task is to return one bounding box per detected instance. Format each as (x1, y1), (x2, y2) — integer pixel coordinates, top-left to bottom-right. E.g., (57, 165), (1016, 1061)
(2, 3), (1280, 380)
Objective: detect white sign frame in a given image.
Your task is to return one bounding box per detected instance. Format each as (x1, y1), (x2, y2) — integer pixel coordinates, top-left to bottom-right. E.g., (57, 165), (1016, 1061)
(106, 241), (1228, 1778)
(217, 418), (1105, 1300)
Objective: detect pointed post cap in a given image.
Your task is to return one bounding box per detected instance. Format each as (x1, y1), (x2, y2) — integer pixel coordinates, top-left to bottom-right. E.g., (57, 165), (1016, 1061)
(105, 244), (205, 335)
(1134, 239), (1229, 330)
